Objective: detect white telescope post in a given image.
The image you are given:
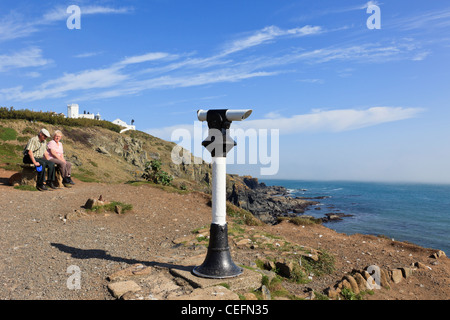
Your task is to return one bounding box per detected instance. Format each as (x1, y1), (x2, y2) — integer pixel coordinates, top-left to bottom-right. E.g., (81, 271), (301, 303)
(193, 109), (252, 279)
(211, 156), (227, 226)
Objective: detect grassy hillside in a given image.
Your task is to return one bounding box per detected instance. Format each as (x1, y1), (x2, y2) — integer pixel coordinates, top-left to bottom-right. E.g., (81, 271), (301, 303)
(0, 118), (212, 192)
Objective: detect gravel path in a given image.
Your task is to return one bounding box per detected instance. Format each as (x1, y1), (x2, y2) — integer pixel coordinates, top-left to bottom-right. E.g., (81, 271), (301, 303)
(0, 171), (212, 300)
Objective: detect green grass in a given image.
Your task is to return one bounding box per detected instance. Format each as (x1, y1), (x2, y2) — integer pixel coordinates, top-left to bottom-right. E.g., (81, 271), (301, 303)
(226, 203), (262, 227)
(0, 126), (17, 141)
(0, 142), (22, 170)
(72, 167), (100, 183)
(277, 216), (322, 225)
(126, 180), (190, 194)
(14, 185), (38, 191)
(88, 201), (133, 214)
(71, 173), (99, 183)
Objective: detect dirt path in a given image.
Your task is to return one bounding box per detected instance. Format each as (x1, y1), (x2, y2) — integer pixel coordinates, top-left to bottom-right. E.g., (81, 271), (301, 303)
(0, 168), (448, 300)
(0, 168), (213, 299)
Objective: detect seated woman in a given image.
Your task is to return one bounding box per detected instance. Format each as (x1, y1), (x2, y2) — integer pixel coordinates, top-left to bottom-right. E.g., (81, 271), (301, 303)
(47, 130), (75, 187)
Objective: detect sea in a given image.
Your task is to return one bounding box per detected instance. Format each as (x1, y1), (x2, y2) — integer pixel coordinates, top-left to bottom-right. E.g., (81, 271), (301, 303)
(262, 179), (450, 254)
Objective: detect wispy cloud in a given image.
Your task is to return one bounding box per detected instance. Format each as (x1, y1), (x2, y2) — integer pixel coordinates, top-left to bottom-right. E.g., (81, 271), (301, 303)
(221, 25), (322, 55)
(293, 1), (381, 23)
(73, 52), (103, 59)
(0, 66), (127, 101)
(118, 52), (178, 66)
(146, 107), (424, 140)
(0, 5), (132, 42)
(237, 107), (424, 134)
(0, 47), (51, 72)
(284, 41), (426, 65)
(43, 5), (133, 23)
(389, 7), (450, 31)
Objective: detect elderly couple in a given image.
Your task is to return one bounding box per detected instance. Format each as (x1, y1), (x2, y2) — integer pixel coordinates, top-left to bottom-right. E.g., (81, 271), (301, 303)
(23, 128), (75, 191)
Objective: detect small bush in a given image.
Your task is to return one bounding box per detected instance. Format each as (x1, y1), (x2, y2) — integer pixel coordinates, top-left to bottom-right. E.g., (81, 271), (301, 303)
(142, 160), (173, 186)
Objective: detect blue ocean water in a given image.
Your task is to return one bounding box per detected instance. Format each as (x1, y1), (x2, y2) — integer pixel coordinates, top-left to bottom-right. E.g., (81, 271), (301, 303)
(262, 180), (450, 254)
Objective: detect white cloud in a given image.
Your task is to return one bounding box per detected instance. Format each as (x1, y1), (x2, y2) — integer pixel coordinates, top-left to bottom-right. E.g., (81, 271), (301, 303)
(75, 69), (277, 101)
(0, 66), (128, 101)
(288, 42), (423, 64)
(390, 7), (450, 31)
(73, 52), (103, 58)
(118, 52), (176, 65)
(236, 107), (424, 134)
(42, 5), (132, 23)
(0, 47), (51, 72)
(145, 107), (425, 140)
(221, 25), (322, 55)
(0, 12), (37, 41)
(0, 5), (132, 42)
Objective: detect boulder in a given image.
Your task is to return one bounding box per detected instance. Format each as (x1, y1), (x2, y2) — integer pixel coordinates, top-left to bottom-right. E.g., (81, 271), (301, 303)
(391, 269), (403, 284)
(275, 259), (295, 278)
(400, 267), (413, 279)
(84, 197), (109, 209)
(344, 275), (360, 294)
(414, 261), (427, 269)
(430, 250), (446, 259)
(9, 172), (21, 186)
(96, 146), (111, 156)
(379, 268), (391, 289)
(353, 272), (369, 291)
(325, 287), (340, 299)
(261, 285), (271, 300)
(107, 281), (142, 299)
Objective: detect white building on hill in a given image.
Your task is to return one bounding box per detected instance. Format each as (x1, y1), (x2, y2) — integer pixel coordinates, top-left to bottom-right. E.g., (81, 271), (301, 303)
(67, 103), (135, 133)
(112, 118), (136, 133)
(67, 104), (101, 120)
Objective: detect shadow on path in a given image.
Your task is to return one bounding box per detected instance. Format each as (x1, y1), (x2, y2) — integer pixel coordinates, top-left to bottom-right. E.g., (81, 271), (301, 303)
(51, 242), (194, 272)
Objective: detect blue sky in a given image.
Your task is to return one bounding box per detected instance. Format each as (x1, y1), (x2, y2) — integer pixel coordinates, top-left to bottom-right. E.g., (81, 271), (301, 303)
(1, 0), (449, 183)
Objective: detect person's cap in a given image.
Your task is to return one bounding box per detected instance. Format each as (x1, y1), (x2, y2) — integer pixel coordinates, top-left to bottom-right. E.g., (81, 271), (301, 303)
(40, 129), (50, 138)
(36, 165), (43, 172)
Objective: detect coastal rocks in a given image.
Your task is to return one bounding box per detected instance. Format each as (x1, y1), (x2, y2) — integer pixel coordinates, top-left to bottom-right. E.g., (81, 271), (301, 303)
(225, 175), (356, 225)
(430, 250), (446, 259)
(321, 212), (354, 223)
(325, 260), (434, 299)
(226, 175), (318, 224)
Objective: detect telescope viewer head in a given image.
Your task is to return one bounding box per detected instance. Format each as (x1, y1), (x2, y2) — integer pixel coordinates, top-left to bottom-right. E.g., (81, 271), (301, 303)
(197, 109), (252, 122)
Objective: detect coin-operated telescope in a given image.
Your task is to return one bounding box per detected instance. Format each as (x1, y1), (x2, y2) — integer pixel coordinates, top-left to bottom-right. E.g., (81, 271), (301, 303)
(193, 109), (252, 278)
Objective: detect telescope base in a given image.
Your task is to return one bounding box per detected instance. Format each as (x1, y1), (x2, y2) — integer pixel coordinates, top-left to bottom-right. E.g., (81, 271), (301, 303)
(192, 223), (242, 279)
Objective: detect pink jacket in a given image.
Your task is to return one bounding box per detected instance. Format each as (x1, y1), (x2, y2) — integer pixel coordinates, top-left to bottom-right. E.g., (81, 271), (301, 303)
(47, 140), (64, 160)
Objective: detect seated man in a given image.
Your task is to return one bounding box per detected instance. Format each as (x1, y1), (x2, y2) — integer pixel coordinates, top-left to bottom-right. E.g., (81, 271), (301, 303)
(23, 128), (57, 191)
